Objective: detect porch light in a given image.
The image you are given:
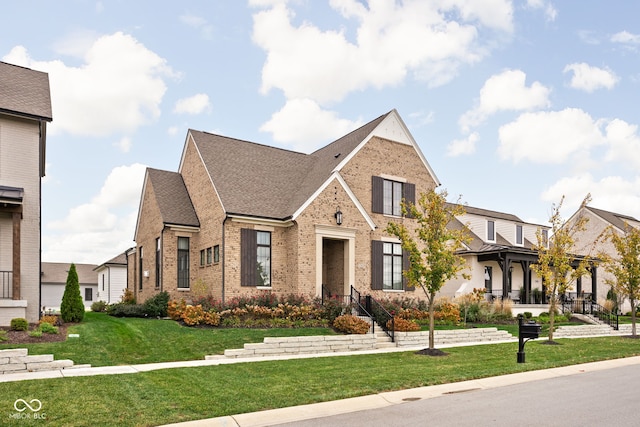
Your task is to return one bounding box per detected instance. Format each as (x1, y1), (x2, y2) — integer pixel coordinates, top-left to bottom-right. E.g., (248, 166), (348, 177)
(335, 207), (343, 226)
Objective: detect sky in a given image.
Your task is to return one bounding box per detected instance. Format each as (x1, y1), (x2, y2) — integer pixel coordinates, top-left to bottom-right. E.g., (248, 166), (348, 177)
(2, 0), (640, 265)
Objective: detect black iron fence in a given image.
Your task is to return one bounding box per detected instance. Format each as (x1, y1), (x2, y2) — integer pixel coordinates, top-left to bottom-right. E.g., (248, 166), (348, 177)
(1, 271), (12, 299)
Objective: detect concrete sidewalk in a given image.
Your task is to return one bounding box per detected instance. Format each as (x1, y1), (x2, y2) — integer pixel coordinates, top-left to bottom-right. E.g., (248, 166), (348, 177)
(157, 356), (640, 427)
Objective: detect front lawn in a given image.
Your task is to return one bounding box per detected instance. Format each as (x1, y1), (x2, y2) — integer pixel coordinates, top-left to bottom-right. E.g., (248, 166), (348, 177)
(0, 312), (336, 366)
(1, 336), (639, 427)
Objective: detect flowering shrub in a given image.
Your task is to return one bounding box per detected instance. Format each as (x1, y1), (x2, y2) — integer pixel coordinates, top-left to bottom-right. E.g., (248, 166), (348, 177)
(387, 317), (420, 332)
(168, 299), (187, 321)
(203, 310), (221, 326)
(40, 315), (61, 326)
(332, 315), (370, 334)
(434, 299), (461, 323)
(182, 305), (205, 326)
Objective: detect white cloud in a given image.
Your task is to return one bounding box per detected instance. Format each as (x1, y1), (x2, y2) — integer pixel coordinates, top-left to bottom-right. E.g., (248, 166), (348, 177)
(252, 0), (513, 104)
(259, 99), (363, 152)
(497, 108), (606, 164)
(459, 69), (550, 132)
(611, 31), (640, 45)
(43, 164), (147, 263)
(114, 136), (132, 153)
(563, 63), (619, 92)
(526, 0), (557, 22)
(604, 119), (640, 168)
(3, 32), (175, 138)
(541, 174), (640, 220)
(173, 93), (211, 115)
(180, 13), (214, 40)
(408, 110), (435, 127)
(447, 132), (479, 157)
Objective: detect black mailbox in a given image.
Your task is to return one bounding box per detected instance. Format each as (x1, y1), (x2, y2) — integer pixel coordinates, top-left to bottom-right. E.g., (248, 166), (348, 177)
(517, 315), (541, 363)
(520, 321), (541, 339)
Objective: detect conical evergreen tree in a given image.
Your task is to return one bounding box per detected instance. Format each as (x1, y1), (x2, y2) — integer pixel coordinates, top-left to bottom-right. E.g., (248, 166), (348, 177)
(60, 263), (85, 322)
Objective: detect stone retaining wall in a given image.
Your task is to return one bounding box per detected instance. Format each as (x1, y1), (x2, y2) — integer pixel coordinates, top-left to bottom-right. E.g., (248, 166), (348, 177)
(220, 334), (378, 359)
(554, 324), (625, 338)
(394, 328), (515, 347)
(216, 328), (515, 359)
(0, 349), (76, 374)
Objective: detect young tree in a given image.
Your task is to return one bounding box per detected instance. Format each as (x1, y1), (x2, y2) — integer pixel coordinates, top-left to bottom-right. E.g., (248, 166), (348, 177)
(599, 224), (640, 337)
(386, 189), (470, 354)
(531, 195), (591, 342)
(60, 263), (85, 323)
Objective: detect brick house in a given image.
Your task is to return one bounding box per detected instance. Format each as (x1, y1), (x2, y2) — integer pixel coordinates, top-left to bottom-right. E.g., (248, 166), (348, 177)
(0, 61), (52, 326)
(567, 206), (640, 312)
(130, 110), (440, 303)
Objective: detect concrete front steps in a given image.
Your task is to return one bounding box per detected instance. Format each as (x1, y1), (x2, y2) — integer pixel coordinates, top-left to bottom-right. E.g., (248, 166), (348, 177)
(0, 348), (90, 374)
(212, 327), (516, 360)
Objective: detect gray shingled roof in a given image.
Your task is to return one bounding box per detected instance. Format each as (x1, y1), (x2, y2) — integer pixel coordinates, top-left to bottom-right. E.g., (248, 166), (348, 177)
(586, 206), (639, 231)
(95, 252), (127, 270)
(189, 112), (389, 220)
(147, 168), (199, 227)
(0, 61), (52, 121)
(458, 204), (523, 223)
(41, 262), (98, 285)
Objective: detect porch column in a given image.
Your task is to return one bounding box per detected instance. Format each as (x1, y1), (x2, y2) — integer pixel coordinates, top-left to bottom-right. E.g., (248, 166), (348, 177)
(520, 261), (531, 304)
(591, 266), (597, 302)
(501, 256), (511, 299)
(12, 211), (21, 300)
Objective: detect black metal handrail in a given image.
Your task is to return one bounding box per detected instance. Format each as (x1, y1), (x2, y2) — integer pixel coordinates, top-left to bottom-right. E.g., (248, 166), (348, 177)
(322, 285), (374, 333)
(1, 271), (12, 299)
(366, 294), (395, 342)
(562, 298), (619, 330)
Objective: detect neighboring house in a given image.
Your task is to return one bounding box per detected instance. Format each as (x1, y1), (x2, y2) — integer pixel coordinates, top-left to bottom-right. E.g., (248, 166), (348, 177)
(130, 109), (440, 303)
(41, 263), (98, 312)
(442, 204), (551, 303)
(567, 206), (640, 312)
(95, 252), (128, 304)
(0, 61), (52, 326)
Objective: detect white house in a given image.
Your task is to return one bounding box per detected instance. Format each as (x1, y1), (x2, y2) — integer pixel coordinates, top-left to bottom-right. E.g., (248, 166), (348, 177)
(0, 61), (52, 325)
(41, 263), (98, 312)
(95, 252), (128, 304)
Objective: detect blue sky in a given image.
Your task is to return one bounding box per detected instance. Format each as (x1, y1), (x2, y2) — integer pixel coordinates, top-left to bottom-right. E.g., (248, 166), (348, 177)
(2, 0), (640, 264)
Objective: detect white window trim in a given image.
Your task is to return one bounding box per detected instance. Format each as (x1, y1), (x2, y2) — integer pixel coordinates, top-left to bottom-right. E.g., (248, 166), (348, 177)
(486, 220), (496, 243)
(515, 224), (524, 247)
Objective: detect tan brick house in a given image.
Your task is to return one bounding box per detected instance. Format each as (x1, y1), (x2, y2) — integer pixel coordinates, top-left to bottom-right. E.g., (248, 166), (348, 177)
(130, 110), (440, 303)
(0, 61), (52, 325)
(567, 206), (640, 312)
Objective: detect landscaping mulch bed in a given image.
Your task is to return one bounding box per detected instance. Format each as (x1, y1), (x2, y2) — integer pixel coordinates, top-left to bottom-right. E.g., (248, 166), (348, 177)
(0, 324), (68, 345)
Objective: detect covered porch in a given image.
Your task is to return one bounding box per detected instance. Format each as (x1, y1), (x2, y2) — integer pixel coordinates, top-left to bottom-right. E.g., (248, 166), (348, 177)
(477, 247), (597, 305)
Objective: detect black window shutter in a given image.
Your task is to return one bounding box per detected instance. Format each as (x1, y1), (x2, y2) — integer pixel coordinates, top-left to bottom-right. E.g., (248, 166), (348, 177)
(371, 240), (383, 290)
(241, 229), (257, 286)
(402, 249), (414, 291)
(403, 182), (416, 218)
(371, 176), (384, 213)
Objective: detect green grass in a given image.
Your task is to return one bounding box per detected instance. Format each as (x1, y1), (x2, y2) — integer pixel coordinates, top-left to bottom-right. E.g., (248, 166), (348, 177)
(0, 312), (336, 366)
(1, 336), (639, 427)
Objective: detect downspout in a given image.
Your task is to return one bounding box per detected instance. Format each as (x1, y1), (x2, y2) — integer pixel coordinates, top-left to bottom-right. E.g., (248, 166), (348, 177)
(222, 216), (227, 303)
(38, 158), (42, 319)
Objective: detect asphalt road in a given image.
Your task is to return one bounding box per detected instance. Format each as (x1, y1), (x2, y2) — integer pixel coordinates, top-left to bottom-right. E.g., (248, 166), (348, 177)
(272, 363), (640, 427)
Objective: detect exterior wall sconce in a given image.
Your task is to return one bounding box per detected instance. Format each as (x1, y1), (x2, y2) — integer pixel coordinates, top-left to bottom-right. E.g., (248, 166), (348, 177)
(335, 207), (343, 225)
